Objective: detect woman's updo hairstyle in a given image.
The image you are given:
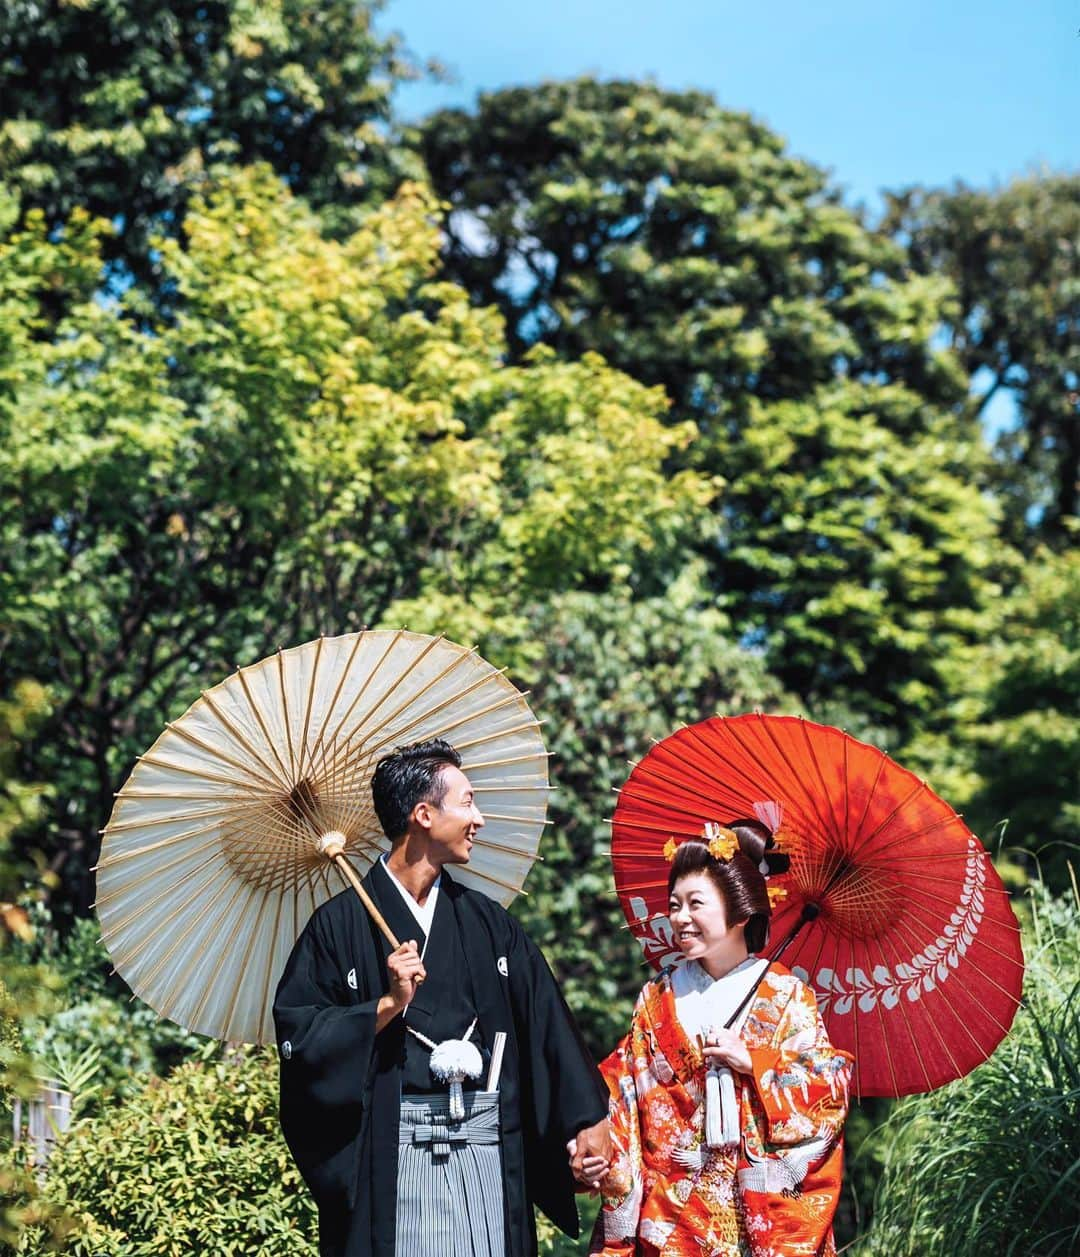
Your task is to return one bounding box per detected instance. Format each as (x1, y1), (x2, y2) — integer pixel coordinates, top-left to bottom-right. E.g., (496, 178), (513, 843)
(667, 817), (783, 953)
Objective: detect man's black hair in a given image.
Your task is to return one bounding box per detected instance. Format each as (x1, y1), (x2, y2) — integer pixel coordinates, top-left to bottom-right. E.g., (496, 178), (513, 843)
(371, 738), (462, 841)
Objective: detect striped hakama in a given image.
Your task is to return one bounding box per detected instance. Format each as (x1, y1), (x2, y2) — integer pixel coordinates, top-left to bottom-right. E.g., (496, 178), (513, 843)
(396, 1091), (505, 1257)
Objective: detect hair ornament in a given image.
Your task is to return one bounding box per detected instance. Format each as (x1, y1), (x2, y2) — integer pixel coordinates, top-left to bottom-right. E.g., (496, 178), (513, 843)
(767, 883), (788, 907)
(702, 821), (739, 862)
(770, 827), (798, 856)
(662, 837), (679, 863)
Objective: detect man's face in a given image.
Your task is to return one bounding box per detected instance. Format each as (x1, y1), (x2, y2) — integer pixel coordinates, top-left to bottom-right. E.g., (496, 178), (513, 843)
(419, 765), (485, 865)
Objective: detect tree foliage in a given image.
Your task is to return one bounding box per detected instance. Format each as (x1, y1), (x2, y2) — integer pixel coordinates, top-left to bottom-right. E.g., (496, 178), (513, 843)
(885, 175), (1080, 544)
(417, 79), (1005, 726)
(0, 163), (714, 915)
(0, 0), (417, 290)
(507, 568), (789, 1054)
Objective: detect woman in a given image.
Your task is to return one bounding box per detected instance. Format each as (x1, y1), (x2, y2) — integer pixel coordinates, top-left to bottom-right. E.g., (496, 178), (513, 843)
(587, 820), (853, 1257)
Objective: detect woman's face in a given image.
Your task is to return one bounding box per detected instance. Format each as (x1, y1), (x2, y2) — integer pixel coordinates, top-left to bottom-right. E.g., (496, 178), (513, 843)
(668, 872), (746, 972)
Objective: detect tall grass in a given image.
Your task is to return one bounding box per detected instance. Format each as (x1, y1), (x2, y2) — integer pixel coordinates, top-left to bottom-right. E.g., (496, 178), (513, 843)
(859, 882), (1080, 1256)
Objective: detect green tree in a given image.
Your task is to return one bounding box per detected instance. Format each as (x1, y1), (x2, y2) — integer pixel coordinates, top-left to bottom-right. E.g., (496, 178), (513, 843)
(417, 80), (961, 408)
(503, 567), (790, 1055)
(0, 163), (715, 917)
(0, 0), (420, 289)
(966, 545), (1079, 869)
(884, 175), (1080, 545)
(417, 80), (1002, 727)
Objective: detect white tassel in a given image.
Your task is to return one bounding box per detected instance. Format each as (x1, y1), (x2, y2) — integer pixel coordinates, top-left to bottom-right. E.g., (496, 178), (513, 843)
(429, 1038), (483, 1122)
(705, 1065), (740, 1148)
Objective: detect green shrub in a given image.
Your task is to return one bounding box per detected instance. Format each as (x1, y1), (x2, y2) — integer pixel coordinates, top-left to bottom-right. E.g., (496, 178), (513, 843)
(15, 1049), (317, 1255)
(863, 882), (1080, 1256)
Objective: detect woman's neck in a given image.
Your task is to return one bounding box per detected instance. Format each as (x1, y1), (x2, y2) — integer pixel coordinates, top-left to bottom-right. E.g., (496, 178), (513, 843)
(698, 946), (751, 981)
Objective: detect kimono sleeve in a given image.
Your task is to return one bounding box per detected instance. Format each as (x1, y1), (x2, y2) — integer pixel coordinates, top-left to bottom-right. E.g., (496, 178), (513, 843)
(506, 920), (609, 1234)
(745, 976), (853, 1146)
(589, 999), (646, 1257)
(272, 908), (380, 1212)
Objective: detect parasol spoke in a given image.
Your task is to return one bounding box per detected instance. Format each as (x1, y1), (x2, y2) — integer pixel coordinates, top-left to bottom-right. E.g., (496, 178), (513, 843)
(894, 892), (1025, 974)
(874, 922), (969, 1090)
(96, 816), (240, 868)
(197, 689), (293, 790)
(277, 648), (299, 781)
(221, 889), (281, 1043)
(134, 753), (271, 792)
(450, 720), (544, 754)
(762, 716), (853, 854)
(293, 633), (325, 784)
(674, 718), (792, 808)
(347, 663), (511, 765)
(881, 912), (1012, 1066)
(335, 632), (449, 752)
(855, 928), (901, 1097)
(236, 665), (293, 783)
(853, 773), (932, 852)
(162, 721), (283, 793)
(96, 838), (226, 914)
(461, 751), (552, 772)
(456, 863), (531, 897)
(887, 905), (1022, 1034)
(471, 835), (543, 861)
(124, 868), (241, 994)
(303, 630), (370, 787)
(156, 874), (257, 1025)
(854, 817), (973, 862)
(187, 879), (268, 1034)
(100, 801), (243, 836)
(427, 691), (536, 740)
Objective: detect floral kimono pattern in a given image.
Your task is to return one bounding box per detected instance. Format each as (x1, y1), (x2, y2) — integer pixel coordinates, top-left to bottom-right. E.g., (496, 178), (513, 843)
(591, 961), (853, 1257)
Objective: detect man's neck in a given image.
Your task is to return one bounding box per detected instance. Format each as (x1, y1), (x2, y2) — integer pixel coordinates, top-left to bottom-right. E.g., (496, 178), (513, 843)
(384, 840), (442, 907)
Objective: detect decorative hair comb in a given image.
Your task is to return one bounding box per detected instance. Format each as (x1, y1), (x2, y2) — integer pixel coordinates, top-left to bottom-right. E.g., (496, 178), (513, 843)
(663, 822), (741, 864)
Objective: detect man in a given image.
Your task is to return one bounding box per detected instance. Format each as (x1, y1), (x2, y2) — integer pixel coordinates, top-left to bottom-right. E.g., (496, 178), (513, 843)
(274, 737), (611, 1256)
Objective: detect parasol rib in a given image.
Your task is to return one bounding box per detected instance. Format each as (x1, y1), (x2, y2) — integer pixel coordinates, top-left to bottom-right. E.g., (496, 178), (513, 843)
(162, 722), (283, 793)
(198, 689), (288, 788)
(277, 648), (299, 782)
(293, 633), (325, 783)
(237, 666), (293, 783)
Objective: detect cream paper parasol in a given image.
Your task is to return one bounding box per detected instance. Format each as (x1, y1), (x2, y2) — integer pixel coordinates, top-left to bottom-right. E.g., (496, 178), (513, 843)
(95, 630), (549, 1046)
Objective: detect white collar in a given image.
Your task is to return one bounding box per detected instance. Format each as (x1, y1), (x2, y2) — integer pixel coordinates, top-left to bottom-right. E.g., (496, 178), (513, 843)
(671, 956), (770, 1039)
(379, 853), (441, 941)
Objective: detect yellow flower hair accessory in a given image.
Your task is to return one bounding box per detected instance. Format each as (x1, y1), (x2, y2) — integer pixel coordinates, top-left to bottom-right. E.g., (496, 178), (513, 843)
(662, 837), (679, 863)
(767, 883), (788, 908)
(771, 827), (798, 855)
(702, 821), (738, 862)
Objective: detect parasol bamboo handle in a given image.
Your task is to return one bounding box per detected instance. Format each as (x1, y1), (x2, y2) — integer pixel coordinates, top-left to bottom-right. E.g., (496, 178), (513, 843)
(319, 837), (400, 951)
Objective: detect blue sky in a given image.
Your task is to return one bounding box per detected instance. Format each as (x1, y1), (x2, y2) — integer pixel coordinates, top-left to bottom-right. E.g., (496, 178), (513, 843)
(382, 0), (1076, 212)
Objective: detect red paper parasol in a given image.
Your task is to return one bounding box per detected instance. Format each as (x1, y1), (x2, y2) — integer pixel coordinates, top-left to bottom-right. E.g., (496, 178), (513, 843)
(611, 713), (1024, 1098)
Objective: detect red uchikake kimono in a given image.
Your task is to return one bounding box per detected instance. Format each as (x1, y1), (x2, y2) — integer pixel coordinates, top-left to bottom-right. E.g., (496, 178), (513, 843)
(591, 961), (854, 1257)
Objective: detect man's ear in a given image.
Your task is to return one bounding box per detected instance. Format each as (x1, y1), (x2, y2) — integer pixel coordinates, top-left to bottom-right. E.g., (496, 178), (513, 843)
(411, 800), (434, 832)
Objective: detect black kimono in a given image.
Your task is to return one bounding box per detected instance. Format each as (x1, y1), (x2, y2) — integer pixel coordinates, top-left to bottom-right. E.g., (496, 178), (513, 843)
(273, 861), (608, 1257)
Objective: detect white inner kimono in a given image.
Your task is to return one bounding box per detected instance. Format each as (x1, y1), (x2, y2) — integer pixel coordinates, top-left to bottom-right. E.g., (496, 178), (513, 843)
(672, 956), (770, 1146)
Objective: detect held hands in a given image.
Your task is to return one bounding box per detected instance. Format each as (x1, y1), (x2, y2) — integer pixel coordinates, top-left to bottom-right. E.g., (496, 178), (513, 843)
(566, 1117), (613, 1192)
(702, 1028), (752, 1074)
